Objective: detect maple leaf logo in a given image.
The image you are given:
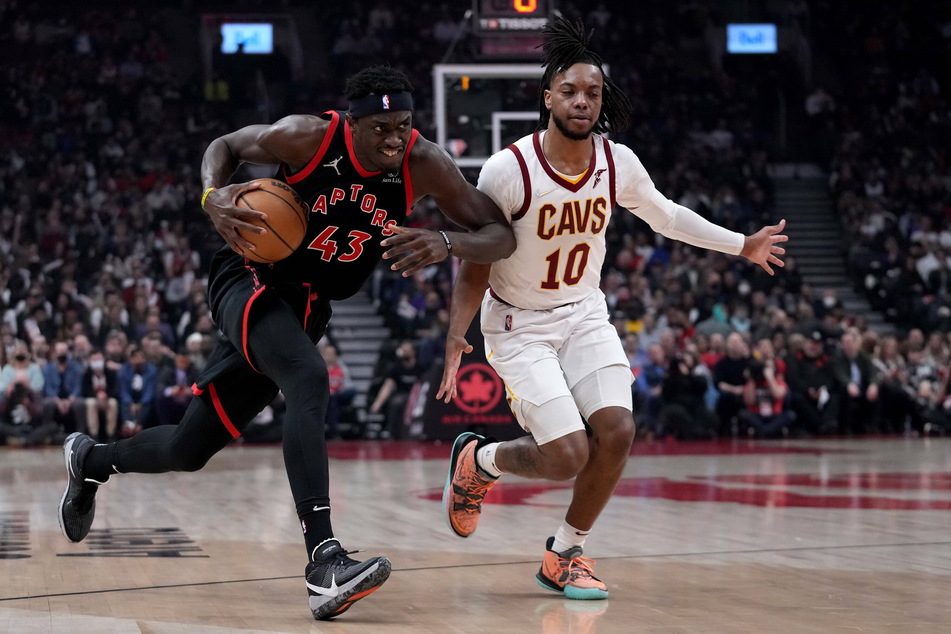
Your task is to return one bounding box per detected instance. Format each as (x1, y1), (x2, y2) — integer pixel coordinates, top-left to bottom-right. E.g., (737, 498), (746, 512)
(455, 364), (502, 414)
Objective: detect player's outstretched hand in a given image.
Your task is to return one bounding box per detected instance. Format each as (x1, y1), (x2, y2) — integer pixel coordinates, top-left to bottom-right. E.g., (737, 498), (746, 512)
(741, 218), (788, 276)
(381, 226), (452, 277)
(203, 182), (267, 254)
(436, 334), (473, 403)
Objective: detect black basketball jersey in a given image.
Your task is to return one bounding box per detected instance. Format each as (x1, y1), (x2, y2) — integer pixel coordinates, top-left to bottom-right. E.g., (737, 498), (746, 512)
(270, 110), (419, 299)
(212, 110), (419, 303)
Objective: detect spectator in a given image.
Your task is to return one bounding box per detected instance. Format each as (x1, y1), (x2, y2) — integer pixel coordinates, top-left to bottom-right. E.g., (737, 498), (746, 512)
(659, 351), (716, 440)
(80, 350), (119, 441)
(0, 342), (49, 445)
(700, 332), (726, 369)
(103, 331), (128, 373)
(29, 335), (50, 369)
(155, 348), (199, 427)
(635, 343), (667, 436)
(832, 329), (880, 434)
(926, 249), (951, 297)
(712, 333), (751, 436)
(184, 331), (209, 372)
(786, 331), (839, 435)
(872, 335), (914, 433)
(41, 340), (84, 436)
(133, 308), (177, 349)
(624, 332), (649, 377)
(904, 346), (941, 435)
(637, 312), (663, 351)
(321, 342), (356, 438)
(141, 332), (175, 372)
(117, 345), (158, 434)
(0, 342), (45, 400)
(368, 340), (424, 439)
(739, 357), (795, 438)
(922, 364), (951, 435)
(753, 337), (787, 376)
(72, 334), (94, 367)
(0, 381), (52, 446)
(416, 307), (450, 371)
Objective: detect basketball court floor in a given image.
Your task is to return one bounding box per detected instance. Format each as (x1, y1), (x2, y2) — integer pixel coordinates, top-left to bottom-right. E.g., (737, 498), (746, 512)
(2, 437), (949, 633)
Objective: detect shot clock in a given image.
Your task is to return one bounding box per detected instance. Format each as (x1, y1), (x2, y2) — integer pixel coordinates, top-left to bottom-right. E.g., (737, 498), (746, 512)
(473, 0), (552, 35)
(472, 0), (554, 57)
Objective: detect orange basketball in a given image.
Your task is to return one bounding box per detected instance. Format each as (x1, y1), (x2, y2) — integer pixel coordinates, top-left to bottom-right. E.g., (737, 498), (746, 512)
(234, 179), (309, 263)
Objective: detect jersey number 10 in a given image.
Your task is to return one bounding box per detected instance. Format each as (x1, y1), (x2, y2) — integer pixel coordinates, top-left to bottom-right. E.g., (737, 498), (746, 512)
(541, 243), (591, 290)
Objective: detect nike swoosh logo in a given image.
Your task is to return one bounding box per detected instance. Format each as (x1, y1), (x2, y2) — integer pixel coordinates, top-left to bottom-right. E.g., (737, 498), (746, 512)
(536, 188), (557, 197)
(306, 574), (339, 597)
(574, 531), (589, 536)
(312, 506), (330, 512)
(67, 450), (76, 478)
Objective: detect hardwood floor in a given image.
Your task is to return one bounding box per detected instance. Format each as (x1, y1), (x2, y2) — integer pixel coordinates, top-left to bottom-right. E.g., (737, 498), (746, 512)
(1, 437), (949, 632)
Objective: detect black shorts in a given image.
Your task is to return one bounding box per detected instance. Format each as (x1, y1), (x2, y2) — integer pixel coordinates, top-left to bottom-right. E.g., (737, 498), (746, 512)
(192, 252), (332, 436)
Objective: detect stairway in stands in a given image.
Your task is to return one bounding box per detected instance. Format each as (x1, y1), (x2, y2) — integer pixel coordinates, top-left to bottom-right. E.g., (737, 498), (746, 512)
(328, 291), (388, 409)
(773, 166), (889, 333)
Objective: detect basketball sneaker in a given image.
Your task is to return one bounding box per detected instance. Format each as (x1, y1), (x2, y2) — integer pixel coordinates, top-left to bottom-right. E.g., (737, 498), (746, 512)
(58, 432), (106, 543)
(443, 431), (498, 538)
(536, 536), (609, 600)
(305, 539), (392, 620)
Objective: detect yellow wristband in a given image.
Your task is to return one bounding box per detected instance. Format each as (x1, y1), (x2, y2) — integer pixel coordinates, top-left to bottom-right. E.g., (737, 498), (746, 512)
(200, 187), (216, 209)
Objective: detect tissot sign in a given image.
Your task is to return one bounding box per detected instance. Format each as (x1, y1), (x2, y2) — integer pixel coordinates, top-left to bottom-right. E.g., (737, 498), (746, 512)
(474, 0), (551, 35)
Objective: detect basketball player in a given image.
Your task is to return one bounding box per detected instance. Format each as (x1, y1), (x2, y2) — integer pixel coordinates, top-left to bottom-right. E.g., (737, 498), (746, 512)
(437, 18), (787, 600)
(58, 65), (515, 621)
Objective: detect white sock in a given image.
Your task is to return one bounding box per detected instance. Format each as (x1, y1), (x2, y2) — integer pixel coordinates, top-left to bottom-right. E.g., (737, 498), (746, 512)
(552, 521), (590, 553)
(476, 442), (502, 478)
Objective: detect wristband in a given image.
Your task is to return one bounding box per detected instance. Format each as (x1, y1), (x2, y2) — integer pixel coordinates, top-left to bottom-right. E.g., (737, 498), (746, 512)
(438, 230), (452, 253)
(200, 187), (216, 209)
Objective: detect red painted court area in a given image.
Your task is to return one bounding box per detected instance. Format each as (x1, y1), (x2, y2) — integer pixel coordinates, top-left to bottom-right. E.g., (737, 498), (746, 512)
(326, 438), (835, 460)
(401, 438), (951, 511)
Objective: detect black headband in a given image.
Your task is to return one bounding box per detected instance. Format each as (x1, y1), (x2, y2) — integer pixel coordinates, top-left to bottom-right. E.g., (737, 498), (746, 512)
(348, 91), (414, 118)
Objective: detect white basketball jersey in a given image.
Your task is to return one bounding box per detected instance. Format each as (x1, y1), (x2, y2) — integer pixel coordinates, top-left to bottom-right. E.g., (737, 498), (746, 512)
(478, 130), (744, 310)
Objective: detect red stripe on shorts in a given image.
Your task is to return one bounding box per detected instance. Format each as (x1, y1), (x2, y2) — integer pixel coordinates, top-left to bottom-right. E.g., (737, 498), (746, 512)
(242, 286), (266, 374)
(208, 382), (240, 438)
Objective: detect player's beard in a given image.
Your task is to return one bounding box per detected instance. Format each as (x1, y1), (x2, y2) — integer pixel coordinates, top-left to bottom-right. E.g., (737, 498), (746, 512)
(551, 111), (595, 140)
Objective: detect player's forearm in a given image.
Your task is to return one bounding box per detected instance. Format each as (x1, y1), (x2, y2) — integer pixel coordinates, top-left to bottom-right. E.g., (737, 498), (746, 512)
(200, 136), (241, 190)
(639, 190), (744, 254)
(442, 223), (515, 264)
(447, 261), (492, 338)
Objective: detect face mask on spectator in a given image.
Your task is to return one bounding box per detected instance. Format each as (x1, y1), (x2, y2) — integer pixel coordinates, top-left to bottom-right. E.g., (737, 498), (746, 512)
(57, 354), (68, 363)
(90, 360), (105, 371)
(14, 353), (27, 362)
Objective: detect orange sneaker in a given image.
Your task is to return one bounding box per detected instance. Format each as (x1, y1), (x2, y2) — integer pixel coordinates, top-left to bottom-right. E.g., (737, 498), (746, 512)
(536, 536), (609, 600)
(442, 432), (498, 537)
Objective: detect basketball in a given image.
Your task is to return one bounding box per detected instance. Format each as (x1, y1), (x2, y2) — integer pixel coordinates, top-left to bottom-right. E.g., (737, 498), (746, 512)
(234, 179), (310, 263)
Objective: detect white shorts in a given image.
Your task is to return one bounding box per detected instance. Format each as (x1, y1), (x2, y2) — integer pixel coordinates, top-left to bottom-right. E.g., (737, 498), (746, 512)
(482, 289), (633, 443)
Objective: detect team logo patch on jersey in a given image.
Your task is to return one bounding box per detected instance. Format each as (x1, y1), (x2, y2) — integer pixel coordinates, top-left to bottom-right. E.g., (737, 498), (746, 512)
(382, 94), (390, 110)
(504, 314), (513, 331)
(593, 168), (607, 188)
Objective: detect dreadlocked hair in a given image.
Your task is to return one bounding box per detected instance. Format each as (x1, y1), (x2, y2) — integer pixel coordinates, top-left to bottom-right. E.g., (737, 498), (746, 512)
(538, 16), (631, 134)
(345, 65), (414, 100)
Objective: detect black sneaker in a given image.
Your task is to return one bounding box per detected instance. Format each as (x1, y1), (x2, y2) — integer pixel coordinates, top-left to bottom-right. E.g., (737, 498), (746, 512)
(58, 432), (106, 542)
(305, 539), (391, 620)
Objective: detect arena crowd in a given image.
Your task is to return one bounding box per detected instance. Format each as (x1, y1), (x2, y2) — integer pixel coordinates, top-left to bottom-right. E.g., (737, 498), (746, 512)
(0, 1), (948, 446)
